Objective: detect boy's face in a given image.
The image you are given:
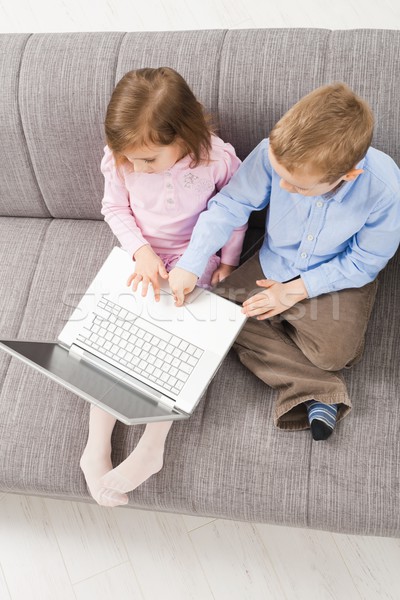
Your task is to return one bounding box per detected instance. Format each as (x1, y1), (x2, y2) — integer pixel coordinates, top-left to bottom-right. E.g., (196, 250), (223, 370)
(268, 147), (362, 197)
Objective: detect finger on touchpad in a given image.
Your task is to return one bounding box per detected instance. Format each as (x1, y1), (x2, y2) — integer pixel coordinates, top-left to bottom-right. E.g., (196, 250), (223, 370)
(184, 287), (205, 304)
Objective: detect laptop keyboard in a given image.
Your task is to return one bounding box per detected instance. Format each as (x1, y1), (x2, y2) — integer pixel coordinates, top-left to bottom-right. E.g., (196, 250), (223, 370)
(76, 297), (204, 396)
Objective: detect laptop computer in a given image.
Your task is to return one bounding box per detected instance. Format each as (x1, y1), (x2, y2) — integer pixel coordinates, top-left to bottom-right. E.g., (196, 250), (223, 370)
(0, 247), (247, 425)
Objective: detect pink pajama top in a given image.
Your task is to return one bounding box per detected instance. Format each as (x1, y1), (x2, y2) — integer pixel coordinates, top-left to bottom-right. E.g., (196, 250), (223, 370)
(100, 135), (247, 265)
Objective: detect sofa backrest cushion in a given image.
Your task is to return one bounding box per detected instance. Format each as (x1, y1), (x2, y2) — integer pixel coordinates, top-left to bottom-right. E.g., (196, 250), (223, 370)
(0, 29), (399, 221)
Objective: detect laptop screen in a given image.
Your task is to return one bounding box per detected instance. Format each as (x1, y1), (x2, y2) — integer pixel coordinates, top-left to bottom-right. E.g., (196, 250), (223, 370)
(0, 340), (186, 425)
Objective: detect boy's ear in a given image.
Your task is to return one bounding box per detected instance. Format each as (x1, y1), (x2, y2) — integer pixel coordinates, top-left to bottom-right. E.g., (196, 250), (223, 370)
(343, 168), (364, 181)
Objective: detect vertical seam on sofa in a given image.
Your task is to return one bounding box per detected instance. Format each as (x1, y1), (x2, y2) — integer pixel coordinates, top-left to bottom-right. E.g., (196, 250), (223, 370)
(0, 218), (52, 410)
(113, 31), (129, 86)
(322, 29), (332, 84)
(15, 218), (53, 339)
(305, 437), (312, 528)
(78, 33), (127, 224)
(216, 29), (229, 133)
(17, 34), (52, 218)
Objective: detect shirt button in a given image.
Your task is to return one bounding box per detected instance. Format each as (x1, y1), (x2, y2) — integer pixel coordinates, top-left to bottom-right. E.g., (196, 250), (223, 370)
(307, 234), (314, 241)
(301, 252), (308, 259)
(166, 198), (174, 204)
(166, 183), (173, 189)
(316, 201), (323, 208)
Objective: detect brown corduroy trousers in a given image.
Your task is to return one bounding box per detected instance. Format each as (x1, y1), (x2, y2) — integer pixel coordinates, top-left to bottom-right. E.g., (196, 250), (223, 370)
(214, 252), (378, 430)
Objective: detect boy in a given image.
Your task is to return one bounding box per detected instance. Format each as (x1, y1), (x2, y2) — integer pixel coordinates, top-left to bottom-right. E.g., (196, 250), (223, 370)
(168, 83), (400, 441)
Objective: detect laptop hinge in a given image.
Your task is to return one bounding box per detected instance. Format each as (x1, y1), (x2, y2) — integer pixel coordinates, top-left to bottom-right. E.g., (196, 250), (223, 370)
(69, 344), (84, 360)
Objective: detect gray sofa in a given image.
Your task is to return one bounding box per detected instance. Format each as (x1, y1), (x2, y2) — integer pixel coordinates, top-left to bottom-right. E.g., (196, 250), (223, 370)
(0, 29), (399, 537)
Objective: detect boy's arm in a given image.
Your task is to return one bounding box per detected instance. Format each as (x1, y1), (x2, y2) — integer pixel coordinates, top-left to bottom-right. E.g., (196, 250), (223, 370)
(241, 189), (400, 319)
(301, 192), (400, 298)
(100, 146), (149, 259)
(213, 141), (248, 267)
(176, 139), (272, 278)
(170, 140), (271, 305)
(242, 276), (309, 319)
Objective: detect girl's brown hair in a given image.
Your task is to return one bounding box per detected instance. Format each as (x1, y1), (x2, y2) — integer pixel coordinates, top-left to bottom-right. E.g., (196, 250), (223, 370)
(105, 67), (214, 171)
(269, 83), (374, 183)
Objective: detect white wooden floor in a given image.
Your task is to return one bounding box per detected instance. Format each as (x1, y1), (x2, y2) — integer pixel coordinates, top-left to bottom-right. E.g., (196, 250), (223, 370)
(1, 492), (400, 600)
(1, 1), (400, 599)
(1, 0), (400, 32)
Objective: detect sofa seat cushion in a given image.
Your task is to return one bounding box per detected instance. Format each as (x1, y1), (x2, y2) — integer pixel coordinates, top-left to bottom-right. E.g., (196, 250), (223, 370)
(0, 216), (399, 535)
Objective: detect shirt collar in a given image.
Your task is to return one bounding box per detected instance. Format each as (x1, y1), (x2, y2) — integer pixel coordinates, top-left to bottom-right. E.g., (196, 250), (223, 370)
(323, 156), (365, 203)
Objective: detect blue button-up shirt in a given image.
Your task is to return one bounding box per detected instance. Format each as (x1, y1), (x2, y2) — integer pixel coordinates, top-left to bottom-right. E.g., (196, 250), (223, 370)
(177, 138), (400, 298)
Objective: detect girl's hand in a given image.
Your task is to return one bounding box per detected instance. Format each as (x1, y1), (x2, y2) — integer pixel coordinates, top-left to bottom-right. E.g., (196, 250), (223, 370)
(210, 263), (236, 286)
(127, 245), (168, 302)
(242, 278), (308, 319)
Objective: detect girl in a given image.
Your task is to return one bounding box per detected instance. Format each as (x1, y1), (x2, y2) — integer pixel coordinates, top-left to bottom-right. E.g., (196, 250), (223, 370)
(80, 67), (247, 507)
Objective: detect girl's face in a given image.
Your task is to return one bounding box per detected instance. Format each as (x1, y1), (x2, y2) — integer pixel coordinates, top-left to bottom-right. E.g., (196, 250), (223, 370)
(123, 141), (185, 174)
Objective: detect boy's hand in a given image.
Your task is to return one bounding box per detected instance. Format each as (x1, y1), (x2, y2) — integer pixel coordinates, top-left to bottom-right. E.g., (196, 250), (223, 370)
(168, 267), (198, 306)
(242, 277), (308, 319)
(210, 263), (236, 286)
(127, 245), (168, 302)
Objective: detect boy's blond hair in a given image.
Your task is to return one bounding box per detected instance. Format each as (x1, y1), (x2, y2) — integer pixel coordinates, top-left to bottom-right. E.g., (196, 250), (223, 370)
(269, 83), (374, 183)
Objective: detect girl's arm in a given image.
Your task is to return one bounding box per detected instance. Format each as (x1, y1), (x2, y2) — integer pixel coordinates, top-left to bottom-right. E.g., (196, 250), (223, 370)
(101, 147), (168, 300)
(219, 225), (248, 267)
(100, 146), (149, 259)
